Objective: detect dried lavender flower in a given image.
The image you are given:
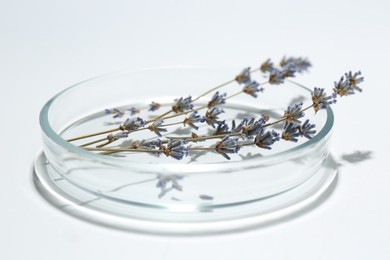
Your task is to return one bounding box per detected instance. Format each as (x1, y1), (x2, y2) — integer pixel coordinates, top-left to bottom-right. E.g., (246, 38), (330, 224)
(282, 122), (300, 142)
(208, 91), (227, 108)
(345, 71), (364, 92)
(243, 81), (264, 98)
(163, 140), (189, 160)
(299, 119), (316, 139)
(120, 117), (145, 131)
(149, 101), (161, 112)
(311, 87), (337, 113)
(172, 96), (193, 113)
(260, 58), (274, 73)
(215, 136), (241, 160)
(183, 111), (206, 130)
(141, 139), (162, 149)
(148, 119), (167, 137)
(205, 107), (225, 128)
(233, 117), (266, 139)
(284, 102), (305, 126)
(131, 139), (162, 150)
(281, 62), (297, 78)
(69, 58), (365, 163)
(235, 67), (251, 84)
(254, 129), (280, 149)
(268, 69), (285, 85)
(213, 120), (230, 135)
(231, 118), (247, 133)
(280, 56), (311, 73)
(107, 132), (128, 142)
(333, 74), (355, 97)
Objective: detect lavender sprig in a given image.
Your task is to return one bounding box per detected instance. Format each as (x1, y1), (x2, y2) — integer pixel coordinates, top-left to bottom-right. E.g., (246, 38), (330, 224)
(66, 58), (365, 163)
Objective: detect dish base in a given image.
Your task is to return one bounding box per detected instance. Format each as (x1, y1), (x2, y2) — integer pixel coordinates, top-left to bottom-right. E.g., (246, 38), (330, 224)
(33, 151), (337, 235)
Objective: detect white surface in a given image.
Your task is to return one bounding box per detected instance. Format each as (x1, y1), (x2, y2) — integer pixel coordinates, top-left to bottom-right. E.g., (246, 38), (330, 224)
(1, 0), (389, 259)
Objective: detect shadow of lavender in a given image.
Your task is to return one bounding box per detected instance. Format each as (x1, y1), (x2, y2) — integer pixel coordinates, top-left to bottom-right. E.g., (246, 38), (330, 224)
(340, 151), (373, 164)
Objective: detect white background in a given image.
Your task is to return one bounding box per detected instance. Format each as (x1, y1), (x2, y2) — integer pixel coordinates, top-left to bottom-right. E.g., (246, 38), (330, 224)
(1, 0), (389, 259)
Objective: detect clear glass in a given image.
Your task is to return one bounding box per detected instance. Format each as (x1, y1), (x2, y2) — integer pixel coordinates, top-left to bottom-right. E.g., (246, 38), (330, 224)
(35, 67), (336, 234)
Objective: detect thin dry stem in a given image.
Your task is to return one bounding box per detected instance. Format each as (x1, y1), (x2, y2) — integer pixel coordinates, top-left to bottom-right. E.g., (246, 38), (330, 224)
(79, 137), (108, 148)
(67, 127), (120, 142)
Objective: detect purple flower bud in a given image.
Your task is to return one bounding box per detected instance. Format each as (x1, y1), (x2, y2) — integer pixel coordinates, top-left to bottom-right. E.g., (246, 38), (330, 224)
(284, 102), (305, 126)
(254, 129), (280, 149)
(183, 111), (206, 130)
(149, 101), (161, 112)
(205, 107), (225, 128)
(208, 91), (227, 108)
(311, 87), (337, 113)
(120, 117), (145, 131)
(148, 119), (167, 137)
(260, 58), (274, 73)
(268, 68), (285, 85)
(282, 122), (300, 142)
(299, 119), (316, 139)
(107, 132), (128, 142)
(235, 67), (252, 84)
(243, 81), (264, 98)
(215, 136), (241, 160)
(280, 56), (311, 73)
(172, 96), (193, 113)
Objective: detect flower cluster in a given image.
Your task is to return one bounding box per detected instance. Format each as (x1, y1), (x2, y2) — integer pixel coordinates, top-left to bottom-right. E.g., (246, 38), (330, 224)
(312, 87), (337, 113)
(161, 140), (190, 160)
(333, 71), (364, 97)
(183, 111), (205, 130)
(172, 96), (193, 113)
(119, 117), (145, 131)
(260, 56), (311, 85)
(235, 68), (263, 98)
(215, 136), (241, 160)
(68, 57), (364, 163)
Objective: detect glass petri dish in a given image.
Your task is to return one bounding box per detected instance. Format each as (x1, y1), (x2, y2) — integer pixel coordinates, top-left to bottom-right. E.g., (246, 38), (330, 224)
(34, 67), (337, 235)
